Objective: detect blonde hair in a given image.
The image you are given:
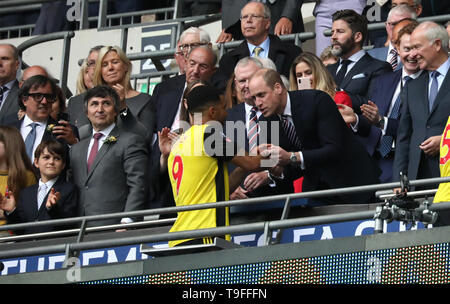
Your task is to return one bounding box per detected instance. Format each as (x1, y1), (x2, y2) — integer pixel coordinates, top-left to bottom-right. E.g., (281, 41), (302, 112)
(93, 46), (133, 91)
(289, 52), (337, 98)
(76, 60), (89, 94)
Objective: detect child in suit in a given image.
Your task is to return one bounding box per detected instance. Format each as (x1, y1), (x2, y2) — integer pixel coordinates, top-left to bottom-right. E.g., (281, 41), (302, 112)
(0, 140), (78, 235)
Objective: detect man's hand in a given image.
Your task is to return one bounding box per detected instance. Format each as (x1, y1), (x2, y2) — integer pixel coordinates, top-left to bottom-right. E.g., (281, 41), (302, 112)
(243, 171), (269, 192)
(274, 17), (293, 36)
(361, 101), (382, 125)
(216, 29), (233, 43)
(420, 135), (442, 156)
(230, 186), (249, 200)
(337, 104), (357, 125)
(52, 120), (78, 145)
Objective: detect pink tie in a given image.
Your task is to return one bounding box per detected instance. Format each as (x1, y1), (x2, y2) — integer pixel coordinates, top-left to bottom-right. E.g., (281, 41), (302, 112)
(87, 133), (102, 172)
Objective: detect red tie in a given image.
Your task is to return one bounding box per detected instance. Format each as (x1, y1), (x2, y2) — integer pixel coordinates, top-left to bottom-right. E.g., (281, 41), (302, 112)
(87, 133), (103, 172)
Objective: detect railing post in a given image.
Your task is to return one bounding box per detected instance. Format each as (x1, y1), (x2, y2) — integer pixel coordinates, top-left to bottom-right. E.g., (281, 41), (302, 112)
(79, 0), (89, 30)
(97, 0), (108, 29)
(59, 31), (75, 96)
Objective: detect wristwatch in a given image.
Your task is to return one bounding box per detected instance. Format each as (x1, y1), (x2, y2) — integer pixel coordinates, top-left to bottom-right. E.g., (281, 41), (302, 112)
(375, 117), (385, 129)
(290, 152), (297, 163)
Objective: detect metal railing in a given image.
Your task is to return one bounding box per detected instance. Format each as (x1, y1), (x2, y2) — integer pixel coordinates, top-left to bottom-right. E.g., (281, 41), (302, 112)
(16, 31), (75, 96)
(0, 176), (449, 262)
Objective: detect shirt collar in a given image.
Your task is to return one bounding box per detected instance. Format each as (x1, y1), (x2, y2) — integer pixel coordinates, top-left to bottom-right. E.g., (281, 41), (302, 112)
(282, 93), (292, 117)
(23, 115), (47, 128)
(39, 177), (58, 191)
(2, 79), (15, 90)
(92, 123), (115, 138)
(431, 56), (450, 78)
(342, 49), (366, 64)
(247, 36), (270, 55)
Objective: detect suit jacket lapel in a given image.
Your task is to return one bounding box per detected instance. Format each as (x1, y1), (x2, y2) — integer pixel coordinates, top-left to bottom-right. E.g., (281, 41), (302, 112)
(0, 80), (18, 116)
(340, 54), (369, 89)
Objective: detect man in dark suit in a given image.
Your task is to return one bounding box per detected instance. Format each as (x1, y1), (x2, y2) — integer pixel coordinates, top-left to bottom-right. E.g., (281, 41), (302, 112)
(212, 1), (303, 92)
(226, 57), (293, 200)
(217, 0), (304, 43)
(70, 86), (148, 228)
(0, 44), (20, 125)
(249, 68), (381, 205)
(1, 75), (77, 165)
(344, 21), (421, 183)
(327, 9), (392, 113)
(393, 21), (450, 188)
(150, 45), (217, 209)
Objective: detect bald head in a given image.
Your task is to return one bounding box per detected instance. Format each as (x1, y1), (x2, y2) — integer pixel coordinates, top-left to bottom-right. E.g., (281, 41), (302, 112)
(20, 65), (48, 87)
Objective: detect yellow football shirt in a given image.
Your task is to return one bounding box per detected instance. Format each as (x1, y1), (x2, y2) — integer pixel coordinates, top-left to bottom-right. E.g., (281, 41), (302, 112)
(434, 116), (450, 203)
(167, 124), (233, 247)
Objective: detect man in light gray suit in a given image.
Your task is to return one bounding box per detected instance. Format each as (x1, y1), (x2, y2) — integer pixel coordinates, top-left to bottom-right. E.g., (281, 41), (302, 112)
(0, 44), (20, 125)
(70, 86), (148, 227)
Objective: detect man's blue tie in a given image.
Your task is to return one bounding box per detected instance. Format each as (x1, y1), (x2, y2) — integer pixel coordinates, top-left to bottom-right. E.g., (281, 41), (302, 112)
(378, 76), (411, 157)
(429, 70), (439, 110)
(24, 123), (38, 160)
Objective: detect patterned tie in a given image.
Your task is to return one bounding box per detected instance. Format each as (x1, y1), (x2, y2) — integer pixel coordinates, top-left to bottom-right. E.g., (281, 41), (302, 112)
(37, 183), (48, 210)
(248, 106), (259, 152)
(24, 123), (38, 160)
(429, 70), (440, 110)
(389, 49), (398, 70)
(87, 133), (103, 172)
(335, 59), (351, 87)
(280, 114), (301, 150)
(253, 47), (263, 57)
(378, 76), (411, 157)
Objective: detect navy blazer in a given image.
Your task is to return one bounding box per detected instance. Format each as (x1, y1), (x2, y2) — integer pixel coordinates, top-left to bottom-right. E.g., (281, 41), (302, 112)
(225, 102), (294, 197)
(327, 53), (392, 113)
(281, 90), (380, 204)
(212, 34), (302, 92)
(6, 176), (78, 235)
(358, 69), (403, 156)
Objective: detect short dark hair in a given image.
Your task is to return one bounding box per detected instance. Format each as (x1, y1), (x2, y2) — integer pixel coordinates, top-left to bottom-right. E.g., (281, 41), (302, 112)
(18, 75), (57, 110)
(83, 85), (121, 114)
(186, 84), (221, 114)
(34, 140), (66, 164)
(332, 9), (368, 47)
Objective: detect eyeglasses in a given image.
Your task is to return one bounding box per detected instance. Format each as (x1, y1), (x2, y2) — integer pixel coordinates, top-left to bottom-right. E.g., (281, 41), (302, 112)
(86, 60), (96, 68)
(26, 93), (56, 103)
(240, 14), (267, 21)
(179, 42), (209, 52)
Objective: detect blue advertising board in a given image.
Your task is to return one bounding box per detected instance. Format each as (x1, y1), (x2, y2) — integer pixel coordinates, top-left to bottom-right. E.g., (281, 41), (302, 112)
(0, 219), (425, 276)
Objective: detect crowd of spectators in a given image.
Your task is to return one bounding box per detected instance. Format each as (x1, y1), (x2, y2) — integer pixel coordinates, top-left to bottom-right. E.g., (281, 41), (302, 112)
(0, 0), (449, 240)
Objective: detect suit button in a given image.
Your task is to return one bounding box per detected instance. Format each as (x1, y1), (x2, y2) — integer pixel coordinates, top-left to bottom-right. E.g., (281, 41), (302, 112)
(85, 186), (89, 189)
(426, 125), (430, 128)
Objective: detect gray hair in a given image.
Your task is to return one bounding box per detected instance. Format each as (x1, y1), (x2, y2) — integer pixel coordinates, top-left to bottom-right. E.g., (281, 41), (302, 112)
(179, 26), (211, 44)
(234, 56), (263, 73)
(241, 1), (271, 20)
(388, 4), (417, 21)
(421, 21), (450, 53)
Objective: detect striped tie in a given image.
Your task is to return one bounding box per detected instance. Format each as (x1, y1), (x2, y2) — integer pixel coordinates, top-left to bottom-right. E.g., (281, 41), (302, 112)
(378, 76), (411, 157)
(248, 107), (259, 152)
(280, 114), (301, 150)
(37, 183), (48, 210)
(389, 49), (398, 70)
(0, 86), (7, 107)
